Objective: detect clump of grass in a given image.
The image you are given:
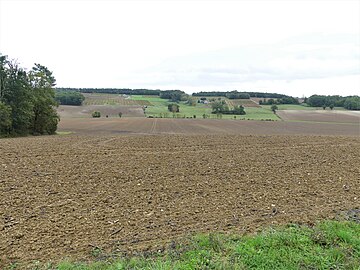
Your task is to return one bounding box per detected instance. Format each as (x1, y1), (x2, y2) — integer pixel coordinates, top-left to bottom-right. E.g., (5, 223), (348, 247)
(9, 220), (360, 269)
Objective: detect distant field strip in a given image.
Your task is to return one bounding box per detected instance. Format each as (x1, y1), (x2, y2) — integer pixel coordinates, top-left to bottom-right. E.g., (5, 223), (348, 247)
(226, 99), (261, 108)
(83, 94), (152, 106)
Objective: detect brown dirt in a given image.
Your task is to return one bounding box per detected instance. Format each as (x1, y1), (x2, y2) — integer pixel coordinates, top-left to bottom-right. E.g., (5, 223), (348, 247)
(82, 93), (152, 106)
(57, 105), (145, 118)
(277, 110), (360, 124)
(58, 117), (360, 136)
(0, 134), (359, 267)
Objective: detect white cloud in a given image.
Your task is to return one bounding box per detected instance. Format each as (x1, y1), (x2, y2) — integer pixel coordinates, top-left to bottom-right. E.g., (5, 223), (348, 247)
(0, 0), (359, 96)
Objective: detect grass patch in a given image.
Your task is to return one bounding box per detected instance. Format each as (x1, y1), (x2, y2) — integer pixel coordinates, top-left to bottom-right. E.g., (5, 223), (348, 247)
(56, 131), (73, 135)
(19, 220), (359, 270)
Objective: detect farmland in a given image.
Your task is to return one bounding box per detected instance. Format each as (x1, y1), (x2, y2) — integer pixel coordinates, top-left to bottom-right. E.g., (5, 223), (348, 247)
(1, 134), (359, 267)
(82, 93), (151, 106)
(2, 92), (360, 268)
(57, 117), (360, 136)
(277, 110), (360, 124)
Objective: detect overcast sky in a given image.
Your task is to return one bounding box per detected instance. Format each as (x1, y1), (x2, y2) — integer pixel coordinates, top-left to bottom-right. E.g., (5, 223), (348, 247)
(1, 0), (359, 97)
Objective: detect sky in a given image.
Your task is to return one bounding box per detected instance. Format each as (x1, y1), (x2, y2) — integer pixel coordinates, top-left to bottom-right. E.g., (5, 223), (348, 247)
(0, 0), (359, 97)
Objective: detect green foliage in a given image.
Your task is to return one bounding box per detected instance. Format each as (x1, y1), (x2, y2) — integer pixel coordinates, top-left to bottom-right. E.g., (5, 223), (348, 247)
(56, 91), (85, 105)
(0, 54), (59, 136)
(211, 101), (245, 115)
(260, 97), (299, 105)
(57, 87), (161, 96)
(307, 95), (360, 110)
(232, 105), (246, 115)
(168, 103), (180, 113)
(193, 91), (289, 99)
(92, 111), (101, 118)
(211, 100), (227, 113)
(160, 90), (187, 102)
(0, 101), (12, 136)
(118, 112), (122, 118)
(225, 90), (250, 99)
(344, 96), (360, 110)
(28, 64), (59, 135)
(187, 97), (197, 106)
(271, 104), (278, 113)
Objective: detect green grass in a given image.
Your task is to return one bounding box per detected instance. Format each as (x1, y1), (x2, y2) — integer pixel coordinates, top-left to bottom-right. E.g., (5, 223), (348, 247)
(89, 95), (344, 120)
(15, 220), (359, 270)
(131, 96), (280, 121)
(56, 131), (73, 135)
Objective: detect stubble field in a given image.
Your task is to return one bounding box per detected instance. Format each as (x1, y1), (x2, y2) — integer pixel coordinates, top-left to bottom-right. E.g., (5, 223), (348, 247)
(1, 134), (359, 267)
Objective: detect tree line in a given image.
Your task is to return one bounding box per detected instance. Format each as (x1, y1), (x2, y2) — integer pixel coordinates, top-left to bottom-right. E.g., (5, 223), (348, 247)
(259, 96), (299, 105)
(0, 54), (58, 137)
(57, 88), (292, 101)
(56, 87), (162, 96)
(307, 95), (360, 110)
(55, 90), (85, 105)
(192, 91), (289, 99)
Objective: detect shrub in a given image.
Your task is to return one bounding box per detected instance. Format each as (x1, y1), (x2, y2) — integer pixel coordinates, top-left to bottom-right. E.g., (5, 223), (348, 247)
(92, 111), (101, 118)
(168, 104), (180, 113)
(271, 105), (278, 113)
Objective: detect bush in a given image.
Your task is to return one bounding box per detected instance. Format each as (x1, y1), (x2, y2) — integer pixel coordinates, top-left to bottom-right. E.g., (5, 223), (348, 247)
(271, 105), (278, 113)
(92, 111), (101, 118)
(168, 104), (180, 113)
(118, 112), (122, 118)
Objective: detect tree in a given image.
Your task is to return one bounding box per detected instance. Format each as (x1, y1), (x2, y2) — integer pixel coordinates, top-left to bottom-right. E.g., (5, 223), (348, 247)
(322, 104), (326, 110)
(211, 100), (227, 113)
(271, 105), (278, 113)
(344, 97), (360, 110)
(28, 64), (59, 135)
(1, 56), (34, 135)
(0, 54), (59, 136)
(233, 105), (246, 115)
(329, 104), (335, 110)
(187, 97), (196, 106)
(160, 90), (187, 102)
(168, 103), (180, 113)
(0, 101), (12, 136)
(55, 91), (85, 105)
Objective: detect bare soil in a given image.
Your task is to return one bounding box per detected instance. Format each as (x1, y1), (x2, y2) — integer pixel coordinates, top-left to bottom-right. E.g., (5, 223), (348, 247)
(277, 110), (360, 124)
(57, 105), (145, 118)
(58, 117), (360, 136)
(0, 134), (359, 267)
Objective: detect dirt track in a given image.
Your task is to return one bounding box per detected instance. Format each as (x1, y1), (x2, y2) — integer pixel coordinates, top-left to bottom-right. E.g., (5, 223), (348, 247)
(1, 134), (359, 266)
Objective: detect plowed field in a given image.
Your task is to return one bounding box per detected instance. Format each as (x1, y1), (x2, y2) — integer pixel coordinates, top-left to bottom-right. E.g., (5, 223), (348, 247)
(58, 117), (360, 136)
(1, 134), (359, 266)
(277, 110), (360, 124)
